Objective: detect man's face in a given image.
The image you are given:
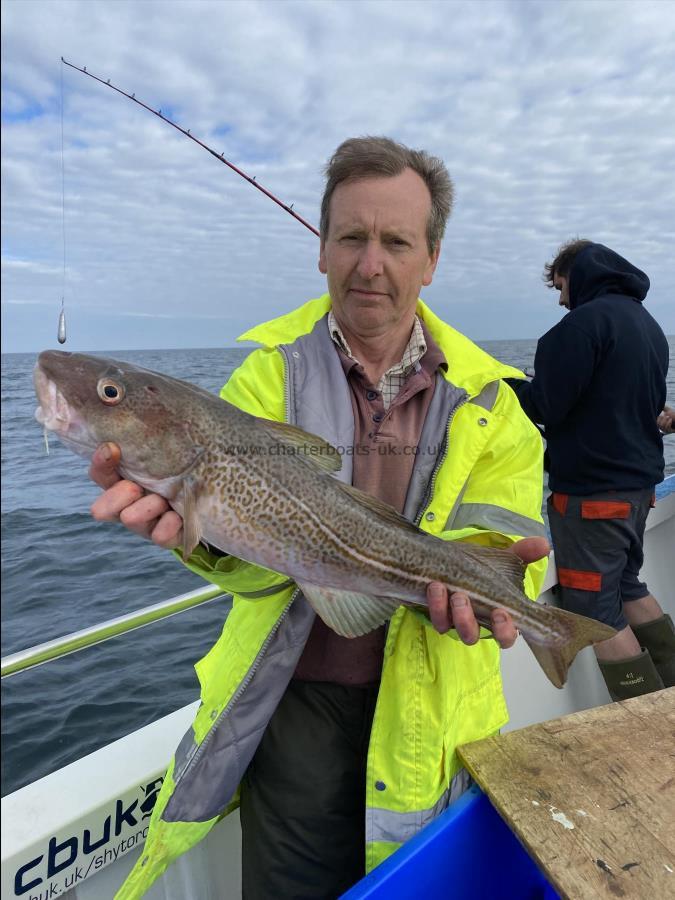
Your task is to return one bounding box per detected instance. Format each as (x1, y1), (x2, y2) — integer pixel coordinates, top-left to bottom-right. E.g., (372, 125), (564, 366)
(553, 272), (570, 309)
(318, 169), (440, 339)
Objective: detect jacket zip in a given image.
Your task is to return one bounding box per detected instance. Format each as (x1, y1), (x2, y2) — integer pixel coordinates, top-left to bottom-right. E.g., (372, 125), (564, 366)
(280, 345), (292, 425)
(414, 396), (469, 526)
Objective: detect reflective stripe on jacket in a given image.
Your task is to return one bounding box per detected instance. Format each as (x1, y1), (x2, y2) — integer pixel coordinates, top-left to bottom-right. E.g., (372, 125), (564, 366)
(117, 295), (547, 898)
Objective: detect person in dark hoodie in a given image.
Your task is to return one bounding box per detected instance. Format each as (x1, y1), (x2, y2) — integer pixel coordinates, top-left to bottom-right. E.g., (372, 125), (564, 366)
(507, 239), (674, 700)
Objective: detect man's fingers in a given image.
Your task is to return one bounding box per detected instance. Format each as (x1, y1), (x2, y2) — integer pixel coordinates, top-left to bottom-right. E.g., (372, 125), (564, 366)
(89, 443), (122, 489)
(426, 537), (537, 645)
(119, 493), (172, 537)
(87, 441), (184, 550)
(150, 511), (184, 550)
(490, 608), (519, 649)
(426, 584), (517, 649)
(449, 592), (480, 645)
(510, 536), (550, 565)
(427, 582), (451, 633)
(91, 480), (145, 522)
(426, 583), (487, 644)
(90, 477), (183, 549)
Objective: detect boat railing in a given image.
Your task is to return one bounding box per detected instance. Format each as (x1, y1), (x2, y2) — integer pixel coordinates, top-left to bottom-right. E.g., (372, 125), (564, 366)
(0, 584), (229, 678)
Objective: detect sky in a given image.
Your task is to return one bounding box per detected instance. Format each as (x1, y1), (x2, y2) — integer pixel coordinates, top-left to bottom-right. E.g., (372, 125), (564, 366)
(2, 0), (674, 354)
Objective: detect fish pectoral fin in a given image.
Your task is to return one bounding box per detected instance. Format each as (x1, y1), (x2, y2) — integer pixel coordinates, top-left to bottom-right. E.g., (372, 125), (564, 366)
(260, 420), (342, 474)
(298, 583), (401, 637)
(180, 477), (204, 561)
(458, 543), (526, 590)
(335, 483), (424, 535)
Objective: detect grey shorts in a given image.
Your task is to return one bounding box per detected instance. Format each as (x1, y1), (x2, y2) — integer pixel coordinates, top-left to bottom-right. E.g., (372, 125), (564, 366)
(547, 488), (654, 630)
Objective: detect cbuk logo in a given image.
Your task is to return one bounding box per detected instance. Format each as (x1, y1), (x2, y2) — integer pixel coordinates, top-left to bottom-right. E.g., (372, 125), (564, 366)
(140, 778), (163, 819)
(14, 778), (163, 896)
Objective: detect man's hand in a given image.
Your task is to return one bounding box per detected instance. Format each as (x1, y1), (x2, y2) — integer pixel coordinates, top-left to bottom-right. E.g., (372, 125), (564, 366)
(657, 405), (674, 435)
(426, 536), (550, 648)
(89, 442), (184, 549)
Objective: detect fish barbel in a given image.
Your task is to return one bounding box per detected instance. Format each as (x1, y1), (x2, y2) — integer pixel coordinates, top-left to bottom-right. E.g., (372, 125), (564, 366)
(33, 350), (616, 688)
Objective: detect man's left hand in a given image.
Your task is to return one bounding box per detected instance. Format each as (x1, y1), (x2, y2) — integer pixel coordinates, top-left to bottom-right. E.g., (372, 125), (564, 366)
(426, 536), (550, 648)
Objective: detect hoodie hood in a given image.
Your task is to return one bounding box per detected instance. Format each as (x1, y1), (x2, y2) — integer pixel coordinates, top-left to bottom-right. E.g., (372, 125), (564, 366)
(568, 243), (650, 310)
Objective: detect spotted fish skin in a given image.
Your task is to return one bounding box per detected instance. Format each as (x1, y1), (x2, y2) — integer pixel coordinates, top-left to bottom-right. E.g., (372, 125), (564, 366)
(33, 350), (617, 688)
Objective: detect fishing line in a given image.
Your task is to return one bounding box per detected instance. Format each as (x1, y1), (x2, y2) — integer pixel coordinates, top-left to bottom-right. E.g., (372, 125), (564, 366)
(58, 62), (67, 344)
(60, 58), (320, 238)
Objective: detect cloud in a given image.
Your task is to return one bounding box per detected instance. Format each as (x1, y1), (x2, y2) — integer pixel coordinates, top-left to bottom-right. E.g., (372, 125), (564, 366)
(2, 0), (674, 353)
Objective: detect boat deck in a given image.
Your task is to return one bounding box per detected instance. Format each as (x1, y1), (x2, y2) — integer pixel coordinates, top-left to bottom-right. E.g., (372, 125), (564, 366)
(459, 688), (675, 899)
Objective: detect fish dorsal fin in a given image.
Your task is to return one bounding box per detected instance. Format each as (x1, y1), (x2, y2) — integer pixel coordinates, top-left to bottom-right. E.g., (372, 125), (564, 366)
(459, 543), (526, 591)
(335, 482), (424, 536)
(260, 420), (342, 474)
(180, 476), (204, 561)
(298, 582), (401, 637)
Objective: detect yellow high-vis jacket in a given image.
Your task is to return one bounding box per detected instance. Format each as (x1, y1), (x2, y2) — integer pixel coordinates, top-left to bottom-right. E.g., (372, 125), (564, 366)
(117, 295), (547, 898)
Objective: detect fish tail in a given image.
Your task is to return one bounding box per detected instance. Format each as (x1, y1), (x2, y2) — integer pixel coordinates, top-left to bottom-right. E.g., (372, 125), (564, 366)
(522, 609), (617, 689)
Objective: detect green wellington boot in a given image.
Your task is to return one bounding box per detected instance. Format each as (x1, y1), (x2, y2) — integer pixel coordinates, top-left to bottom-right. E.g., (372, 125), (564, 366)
(631, 614), (675, 688)
(597, 649), (664, 702)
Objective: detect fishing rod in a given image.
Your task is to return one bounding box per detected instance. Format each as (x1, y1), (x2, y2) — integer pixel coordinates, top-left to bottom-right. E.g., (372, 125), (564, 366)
(60, 57), (320, 238)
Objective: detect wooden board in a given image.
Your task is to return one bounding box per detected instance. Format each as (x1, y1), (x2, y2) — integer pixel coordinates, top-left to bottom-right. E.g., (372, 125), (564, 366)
(458, 688), (675, 900)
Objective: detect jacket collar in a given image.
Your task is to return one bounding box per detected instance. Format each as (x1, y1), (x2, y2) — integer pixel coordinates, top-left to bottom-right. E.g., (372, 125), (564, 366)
(237, 294), (524, 398)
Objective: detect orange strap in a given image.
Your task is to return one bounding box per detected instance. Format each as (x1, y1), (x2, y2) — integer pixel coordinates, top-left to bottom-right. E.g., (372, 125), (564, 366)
(558, 568), (602, 592)
(552, 492), (568, 516)
(581, 500), (631, 520)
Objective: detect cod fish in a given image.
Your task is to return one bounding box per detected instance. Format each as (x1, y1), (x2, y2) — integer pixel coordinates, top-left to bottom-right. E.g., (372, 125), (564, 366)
(34, 350), (616, 688)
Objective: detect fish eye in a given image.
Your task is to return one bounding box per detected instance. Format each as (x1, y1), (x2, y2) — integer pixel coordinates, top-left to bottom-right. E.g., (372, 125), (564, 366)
(97, 379), (125, 405)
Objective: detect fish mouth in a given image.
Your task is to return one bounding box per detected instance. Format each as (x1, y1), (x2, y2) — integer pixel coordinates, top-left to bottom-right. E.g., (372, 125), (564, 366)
(33, 364), (72, 434)
(33, 363), (98, 458)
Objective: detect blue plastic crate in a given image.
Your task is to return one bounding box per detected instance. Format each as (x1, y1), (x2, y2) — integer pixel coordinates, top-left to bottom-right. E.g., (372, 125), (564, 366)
(342, 785), (560, 899)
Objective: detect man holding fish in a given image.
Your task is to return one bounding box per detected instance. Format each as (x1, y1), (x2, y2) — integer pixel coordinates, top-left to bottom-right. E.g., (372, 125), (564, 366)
(65, 138), (607, 898)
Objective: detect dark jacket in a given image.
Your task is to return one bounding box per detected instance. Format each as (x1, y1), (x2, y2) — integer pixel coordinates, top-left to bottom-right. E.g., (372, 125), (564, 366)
(507, 243), (668, 494)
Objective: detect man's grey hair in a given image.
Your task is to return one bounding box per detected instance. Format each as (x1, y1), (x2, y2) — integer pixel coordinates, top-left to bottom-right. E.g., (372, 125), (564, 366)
(320, 136), (454, 253)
